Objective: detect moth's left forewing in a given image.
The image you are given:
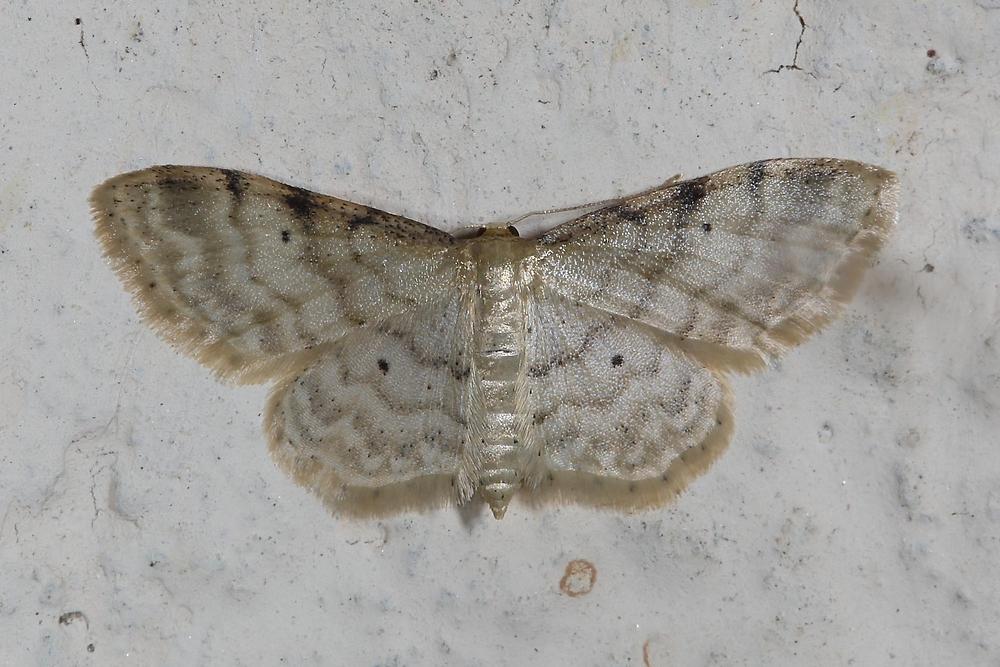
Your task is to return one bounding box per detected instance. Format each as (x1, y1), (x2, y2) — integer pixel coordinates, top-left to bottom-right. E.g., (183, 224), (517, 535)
(725, 159), (899, 353)
(532, 158), (899, 373)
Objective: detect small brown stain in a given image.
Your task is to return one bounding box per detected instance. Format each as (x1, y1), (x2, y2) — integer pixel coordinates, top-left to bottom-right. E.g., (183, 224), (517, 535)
(643, 639), (653, 667)
(559, 559), (597, 597)
(926, 48), (936, 57)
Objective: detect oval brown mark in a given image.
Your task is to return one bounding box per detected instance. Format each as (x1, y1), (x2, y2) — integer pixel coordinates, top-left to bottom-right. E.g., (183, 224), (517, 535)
(926, 48), (936, 58)
(559, 559), (597, 597)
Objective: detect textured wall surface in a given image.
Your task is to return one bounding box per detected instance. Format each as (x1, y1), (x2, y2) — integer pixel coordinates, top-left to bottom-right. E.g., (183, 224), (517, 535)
(1, 2), (998, 665)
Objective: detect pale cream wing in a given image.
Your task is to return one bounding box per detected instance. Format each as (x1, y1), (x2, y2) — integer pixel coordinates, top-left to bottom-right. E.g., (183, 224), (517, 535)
(522, 285), (733, 509)
(265, 293), (475, 516)
(92, 166), (463, 382)
(533, 158), (898, 371)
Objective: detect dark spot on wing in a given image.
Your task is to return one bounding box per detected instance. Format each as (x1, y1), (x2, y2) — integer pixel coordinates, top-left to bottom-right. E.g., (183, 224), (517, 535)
(610, 203), (647, 223)
(747, 161), (767, 191)
(377, 358), (389, 374)
(611, 353), (624, 367)
(157, 173), (198, 192)
(281, 229), (291, 243)
(222, 169), (245, 200)
(702, 222), (712, 233)
(348, 214), (377, 229)
(528, 364), (550, 378)
(794, 163), (840, 188)
(674, 176), (708, 214)
(284, 187), (320, 220)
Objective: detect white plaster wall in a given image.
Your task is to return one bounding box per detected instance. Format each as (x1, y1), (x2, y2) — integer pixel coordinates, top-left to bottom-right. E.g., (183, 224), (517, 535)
(1, 1), (998, 665)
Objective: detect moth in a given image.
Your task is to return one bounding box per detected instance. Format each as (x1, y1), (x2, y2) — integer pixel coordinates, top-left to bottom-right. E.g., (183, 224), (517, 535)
(92, 158), (898, 519)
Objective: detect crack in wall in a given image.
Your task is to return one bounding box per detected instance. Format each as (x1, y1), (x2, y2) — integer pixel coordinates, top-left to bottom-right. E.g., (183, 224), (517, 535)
(765, 0), (807, 74)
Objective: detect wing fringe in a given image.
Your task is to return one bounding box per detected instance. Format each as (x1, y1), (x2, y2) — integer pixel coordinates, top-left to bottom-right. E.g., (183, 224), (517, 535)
(263, 371), (458, 517)
(523, 378), (735, 512)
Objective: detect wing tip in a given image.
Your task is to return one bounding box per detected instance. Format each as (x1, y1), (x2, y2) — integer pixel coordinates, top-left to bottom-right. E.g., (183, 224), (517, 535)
(756, 163), (898, 356)
(91, 175), (285, 385)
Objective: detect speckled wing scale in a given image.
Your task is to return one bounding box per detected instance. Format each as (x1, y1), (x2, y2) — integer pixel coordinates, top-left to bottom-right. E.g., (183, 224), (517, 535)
(92, 158), (898, 519)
